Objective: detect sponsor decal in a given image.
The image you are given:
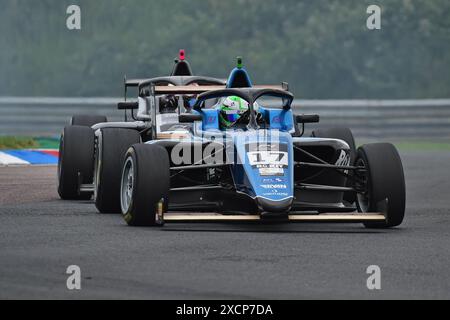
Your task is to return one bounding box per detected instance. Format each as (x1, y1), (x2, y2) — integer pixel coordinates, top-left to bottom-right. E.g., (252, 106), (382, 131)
(335, 150), (351, 166)
(260, 184), (287, 189)
(260, 182), (289, 197)
(335, 150), (351, 174)
(262, 177), (285, 184)
(258, 167), (284, 176)
(272, 116), (282, 124)
(207, 116), (217, 124)
(262, 191), (289, 197)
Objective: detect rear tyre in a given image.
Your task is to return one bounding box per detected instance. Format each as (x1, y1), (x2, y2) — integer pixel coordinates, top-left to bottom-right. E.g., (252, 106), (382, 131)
(95, 128), (140, 213)
(355, 143), (406, 229)
(121, 144), (170, 227)
(58, 126), (95, 200)
(312, 127), (357, 204)
(71, 115), (107, 127)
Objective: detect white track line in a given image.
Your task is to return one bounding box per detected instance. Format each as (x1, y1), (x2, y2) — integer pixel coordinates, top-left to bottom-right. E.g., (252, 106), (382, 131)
(0, 152), (30, 166)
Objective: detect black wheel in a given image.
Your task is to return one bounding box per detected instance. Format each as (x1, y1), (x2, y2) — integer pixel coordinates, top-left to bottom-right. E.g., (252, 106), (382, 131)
(312, 127), (357, 204)
(121, 144), (170, 227)
(71, 115), (107, 127)
(58, 126), (95, 200)
(95, 128), (140, 213)
(355, 143), (406, 229)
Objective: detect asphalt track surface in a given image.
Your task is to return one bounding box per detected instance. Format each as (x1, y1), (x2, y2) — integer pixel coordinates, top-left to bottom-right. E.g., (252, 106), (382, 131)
(0, 151), (449, 300)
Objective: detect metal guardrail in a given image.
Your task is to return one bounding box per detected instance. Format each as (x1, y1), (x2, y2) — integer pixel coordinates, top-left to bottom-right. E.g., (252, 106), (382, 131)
(295, 99), (450, 139)
(1, 97), (450, 138)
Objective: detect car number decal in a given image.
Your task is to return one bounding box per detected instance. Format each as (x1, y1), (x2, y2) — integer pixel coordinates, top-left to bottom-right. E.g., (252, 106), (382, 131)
(245, 143), (289, 177)
(247, 151), (288, 167)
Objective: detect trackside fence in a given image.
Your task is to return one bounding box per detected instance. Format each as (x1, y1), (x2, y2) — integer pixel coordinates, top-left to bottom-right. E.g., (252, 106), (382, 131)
(1, 97), (450, 139)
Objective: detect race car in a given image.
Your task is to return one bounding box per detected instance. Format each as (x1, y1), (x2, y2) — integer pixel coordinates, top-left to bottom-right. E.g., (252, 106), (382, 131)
(57, 50), (226, 213)
(119, 58), (406, 229)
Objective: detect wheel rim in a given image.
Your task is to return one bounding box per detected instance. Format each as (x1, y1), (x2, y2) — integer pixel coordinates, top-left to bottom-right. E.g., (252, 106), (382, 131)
(355, 158), (370, 213)
(120, 157), (134, 214)
(94, 134), (101, 201)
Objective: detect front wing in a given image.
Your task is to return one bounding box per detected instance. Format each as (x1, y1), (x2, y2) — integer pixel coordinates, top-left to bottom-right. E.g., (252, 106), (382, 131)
(160, 212), (386, 224)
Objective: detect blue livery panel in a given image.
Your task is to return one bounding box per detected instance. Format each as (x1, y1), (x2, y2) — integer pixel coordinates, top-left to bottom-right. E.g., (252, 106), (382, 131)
(230, 131), (294, 204)
(259, 107), (294, 132)
(201, 109), (220, 131)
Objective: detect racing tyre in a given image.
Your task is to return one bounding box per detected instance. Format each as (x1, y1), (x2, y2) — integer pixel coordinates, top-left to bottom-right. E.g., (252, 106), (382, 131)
(71, 115), (107, 127)
(121, 144), (170, 227)
(355, 143), (405, 228)
(95, 128), (140, 213)
(312, 127), (357, 204)
(58, 125), (95, 200)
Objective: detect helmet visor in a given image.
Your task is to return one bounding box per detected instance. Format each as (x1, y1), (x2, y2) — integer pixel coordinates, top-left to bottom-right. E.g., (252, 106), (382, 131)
(223, 111), (240, 123)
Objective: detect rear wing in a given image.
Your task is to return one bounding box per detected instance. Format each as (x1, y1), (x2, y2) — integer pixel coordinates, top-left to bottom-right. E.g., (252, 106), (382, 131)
(124, 76), (229, 99)
(153, 84), (289, 95)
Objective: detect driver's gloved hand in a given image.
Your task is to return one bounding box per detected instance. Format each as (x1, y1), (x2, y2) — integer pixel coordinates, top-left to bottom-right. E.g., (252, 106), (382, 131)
(183, 95), (196, 113)
(256, 113), (265, 123)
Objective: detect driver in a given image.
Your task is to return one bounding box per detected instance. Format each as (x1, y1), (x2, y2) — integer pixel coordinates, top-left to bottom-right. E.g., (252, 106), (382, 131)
(218, 96), (250, 129)
(159, 95), (179, 114)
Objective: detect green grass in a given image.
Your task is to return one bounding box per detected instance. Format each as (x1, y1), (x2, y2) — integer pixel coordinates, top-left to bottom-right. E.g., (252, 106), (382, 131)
(35, 137), (60, 150)
(0, 136), (60, 150)
(0, 136), (38, 150)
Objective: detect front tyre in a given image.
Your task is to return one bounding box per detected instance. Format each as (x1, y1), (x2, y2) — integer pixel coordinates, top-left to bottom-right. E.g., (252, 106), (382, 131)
(355, 143), (406, 228)
(121, 144), (170, 227)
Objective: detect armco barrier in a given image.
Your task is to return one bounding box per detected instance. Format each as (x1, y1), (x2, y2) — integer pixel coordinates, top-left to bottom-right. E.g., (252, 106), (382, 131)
(1, 97), (450, 138)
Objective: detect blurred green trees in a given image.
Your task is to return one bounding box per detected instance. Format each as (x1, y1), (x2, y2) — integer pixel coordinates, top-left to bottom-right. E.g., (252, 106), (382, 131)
(1, 0), (449, 98)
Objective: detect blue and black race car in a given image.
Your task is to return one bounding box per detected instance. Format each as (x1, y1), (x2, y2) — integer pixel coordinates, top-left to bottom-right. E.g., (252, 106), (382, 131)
(117, 58), (406, 229)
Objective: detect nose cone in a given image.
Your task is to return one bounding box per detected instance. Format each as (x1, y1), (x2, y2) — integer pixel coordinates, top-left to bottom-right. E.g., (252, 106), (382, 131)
(257, 197), (293, 214)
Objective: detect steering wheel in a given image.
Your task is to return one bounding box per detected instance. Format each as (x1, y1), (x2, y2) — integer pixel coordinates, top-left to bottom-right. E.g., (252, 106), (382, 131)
(233, 109), (251, 126)
(232, 110), (266, 127)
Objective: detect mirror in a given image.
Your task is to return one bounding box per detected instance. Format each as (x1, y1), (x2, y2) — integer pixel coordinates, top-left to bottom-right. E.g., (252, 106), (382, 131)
(179, 113), (203, 123)
(296, 114), (320, 124)
(118, 101), (139, 110)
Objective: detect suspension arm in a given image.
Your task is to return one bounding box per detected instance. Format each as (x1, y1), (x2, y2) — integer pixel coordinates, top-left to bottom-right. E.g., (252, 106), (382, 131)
(295, 162), (366, 171)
